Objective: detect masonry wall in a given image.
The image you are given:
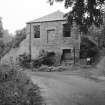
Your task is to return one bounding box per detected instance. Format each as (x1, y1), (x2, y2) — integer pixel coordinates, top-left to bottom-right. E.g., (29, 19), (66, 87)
(27, 20), (80, 63)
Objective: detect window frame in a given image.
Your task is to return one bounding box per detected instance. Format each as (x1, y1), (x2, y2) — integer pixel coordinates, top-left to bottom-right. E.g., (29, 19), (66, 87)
(33, 25), (40, 38)
(63, 23), (71, 37)
(62, 49), (72, 60)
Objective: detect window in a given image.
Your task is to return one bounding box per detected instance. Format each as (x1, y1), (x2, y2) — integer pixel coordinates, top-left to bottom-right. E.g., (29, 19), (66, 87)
(63, 24), (71, 37)
(33, 25), (40, 38)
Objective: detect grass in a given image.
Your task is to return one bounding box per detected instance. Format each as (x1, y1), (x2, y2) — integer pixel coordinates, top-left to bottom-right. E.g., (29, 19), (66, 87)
(0, 64), (43, 105)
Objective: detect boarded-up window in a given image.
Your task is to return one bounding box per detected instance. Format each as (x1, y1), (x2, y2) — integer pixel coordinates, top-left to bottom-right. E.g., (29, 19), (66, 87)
(47, 29), (55, 43)
(63, 24), (71, 37)
(33, 25), (40, 38)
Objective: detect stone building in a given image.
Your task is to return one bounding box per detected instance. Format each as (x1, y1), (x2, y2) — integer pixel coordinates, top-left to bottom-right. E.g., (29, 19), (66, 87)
(26, 11), (80, 64)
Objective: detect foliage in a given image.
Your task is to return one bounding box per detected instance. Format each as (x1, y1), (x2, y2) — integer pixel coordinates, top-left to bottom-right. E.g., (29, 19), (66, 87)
(32, 51), (55, 68)
(2, 42), (13, 56)
(97, 23), (105, 48)
(18, 53), (31, 68)
(0, 65), (43, 105)
(0, 41), (5, 56)
(13, 28), (26, 48)
(0, 19), (13, 58)
(18, 51), (55, 68)
(80, 37), (99, 61)
(0, 41), (13, 59)
(49, 0), (105, 33)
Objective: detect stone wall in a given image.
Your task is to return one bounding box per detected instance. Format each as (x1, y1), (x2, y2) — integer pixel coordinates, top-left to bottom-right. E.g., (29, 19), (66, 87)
(1, 38), (29, 65)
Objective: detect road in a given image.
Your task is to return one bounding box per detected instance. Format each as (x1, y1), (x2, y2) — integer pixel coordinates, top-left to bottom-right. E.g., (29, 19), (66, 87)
(25, 71), (105, 105)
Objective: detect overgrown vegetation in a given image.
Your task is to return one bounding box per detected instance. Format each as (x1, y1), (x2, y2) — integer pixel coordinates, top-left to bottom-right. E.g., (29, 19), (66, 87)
(80, 37), (99, 63)
(13, 28), (26, 48)
(49, 0), (105, 33)
(33, 51), (55, 68)
(0, 65), (43, 105)
(18, 51), (56, 69)
(0, 40), (13, 60)
(0, 41), (5, 56)
(18, 53), (31, 68)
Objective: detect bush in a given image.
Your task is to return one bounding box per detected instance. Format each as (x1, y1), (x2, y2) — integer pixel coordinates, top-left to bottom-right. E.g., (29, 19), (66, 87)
(18, 53), (31, 68)
(17, 51), (56, 68)
(32, 52), (55, 68)
(80, 37), (99, 63)
(0, 65), (43, 105)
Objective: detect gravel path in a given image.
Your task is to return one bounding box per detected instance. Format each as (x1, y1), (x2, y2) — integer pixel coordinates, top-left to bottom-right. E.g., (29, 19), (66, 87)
(26, 71), (105, 105)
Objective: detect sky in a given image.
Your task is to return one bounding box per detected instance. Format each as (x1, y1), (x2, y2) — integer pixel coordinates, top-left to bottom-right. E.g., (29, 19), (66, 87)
(0, 0), (69, 35)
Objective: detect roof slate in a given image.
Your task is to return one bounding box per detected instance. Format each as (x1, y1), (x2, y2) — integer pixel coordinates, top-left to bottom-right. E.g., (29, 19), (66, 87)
(27, 11), (65, 23)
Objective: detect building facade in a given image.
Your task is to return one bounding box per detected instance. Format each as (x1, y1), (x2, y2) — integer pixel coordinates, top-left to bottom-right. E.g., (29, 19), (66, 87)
(26, 11), (80, 63)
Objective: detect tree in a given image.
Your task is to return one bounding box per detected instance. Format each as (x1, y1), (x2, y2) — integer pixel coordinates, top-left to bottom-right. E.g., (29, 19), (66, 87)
(49, 0), (105, 33)
(0, 41), (5, 55)
(13, 28), (26, 48)
(80, 37), (99, 60)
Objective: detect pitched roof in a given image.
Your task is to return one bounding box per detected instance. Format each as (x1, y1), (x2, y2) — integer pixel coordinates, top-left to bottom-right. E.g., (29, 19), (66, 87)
(27, 11), (65, 23)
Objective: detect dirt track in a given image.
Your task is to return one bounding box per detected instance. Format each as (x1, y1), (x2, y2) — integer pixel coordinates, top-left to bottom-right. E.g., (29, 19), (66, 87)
(26, 71), (105, 105)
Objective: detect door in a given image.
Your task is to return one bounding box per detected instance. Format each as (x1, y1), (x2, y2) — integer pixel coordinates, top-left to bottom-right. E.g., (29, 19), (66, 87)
(62, 49), (71, 60)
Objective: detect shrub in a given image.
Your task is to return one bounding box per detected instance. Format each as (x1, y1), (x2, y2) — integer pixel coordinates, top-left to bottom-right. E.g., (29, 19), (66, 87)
(42, 52), (55, 66)
(80, 37), (99, 64)
(18, 53), (31, 68)
(0, 65), (43, 105)
(17, 51), (56, 68)
(32, 52), (55, 68)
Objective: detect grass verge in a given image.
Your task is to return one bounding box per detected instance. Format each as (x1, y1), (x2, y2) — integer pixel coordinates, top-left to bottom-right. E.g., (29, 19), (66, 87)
(0, 64), (43, 105)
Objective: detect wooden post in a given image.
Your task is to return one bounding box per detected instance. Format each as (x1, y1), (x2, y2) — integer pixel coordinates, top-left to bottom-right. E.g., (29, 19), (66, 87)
(74, 47), (75, 64)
